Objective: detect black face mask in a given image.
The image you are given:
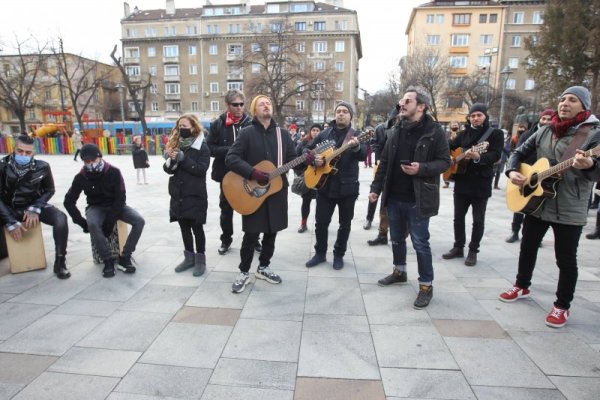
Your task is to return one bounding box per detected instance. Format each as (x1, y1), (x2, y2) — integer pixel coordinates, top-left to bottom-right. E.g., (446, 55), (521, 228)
(179, 128), (192, 138)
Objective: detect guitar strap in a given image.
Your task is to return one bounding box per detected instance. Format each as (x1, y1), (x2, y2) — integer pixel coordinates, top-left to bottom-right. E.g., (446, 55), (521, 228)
(276, 127), (283, 167)
(342, 128), (356, 146)
(559, 125), (591, 162)
(461, 126), (493, 152)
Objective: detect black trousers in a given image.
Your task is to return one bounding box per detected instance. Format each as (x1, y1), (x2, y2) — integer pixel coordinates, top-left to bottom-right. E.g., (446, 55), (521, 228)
(301, 195), (314, 220)
(516, 215), (582, 310)
(218, 183), (234, 246)
(452, 193), (489, 252)
(239, 232), (276, 272)
(314, 194), (357, 257)
(178, 218), (205, 253)
(511, 212), (525, 233)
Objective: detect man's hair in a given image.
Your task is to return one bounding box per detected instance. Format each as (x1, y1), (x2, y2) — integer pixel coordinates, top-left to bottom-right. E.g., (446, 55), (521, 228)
(405, 86), (430, 112)
(16, 134), (34, 145)
(225, 89), (245, 104)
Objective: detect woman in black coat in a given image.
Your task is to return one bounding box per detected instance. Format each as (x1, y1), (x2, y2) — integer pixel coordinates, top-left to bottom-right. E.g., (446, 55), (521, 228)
(295, 123), (321, 233)
(132, 136), (149, 184)
(163, 114), (210, 277)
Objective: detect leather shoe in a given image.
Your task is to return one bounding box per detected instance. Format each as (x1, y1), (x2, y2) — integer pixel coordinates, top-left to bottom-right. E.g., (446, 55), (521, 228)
(333, 256), (344, 270)
(442, 247), (464, 260)
(306, 254), (326, 268)
(367, 235), (388, 246)
(505, 231), (519, 243)
(363, 219), (372, 230)
(464, 250), (477, 266)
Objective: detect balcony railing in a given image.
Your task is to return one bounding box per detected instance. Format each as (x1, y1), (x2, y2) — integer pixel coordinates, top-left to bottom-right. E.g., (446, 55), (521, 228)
(163, 56), (179, 64)
(164, 93), (181, 100)
(308, 52), (333, 59)
(164, 75), (180, 82)
(226, 53), (242, 61)
(227, 73), (243, 80)
(124, 57), (140, 64)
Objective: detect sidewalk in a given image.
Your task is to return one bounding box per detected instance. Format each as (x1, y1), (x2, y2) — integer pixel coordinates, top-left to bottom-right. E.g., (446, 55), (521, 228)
(0, 155), (598, 400)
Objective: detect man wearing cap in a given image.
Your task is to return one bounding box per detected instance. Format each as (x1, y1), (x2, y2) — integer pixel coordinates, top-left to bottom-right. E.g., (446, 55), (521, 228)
(505, 108), (553, 243)
(225, 95), (298, 293)
(305, 101), (366, 270)
(499, 86), (600, 328)
(0, 135), (71, 279)
(442, 103), (504, 266)
(64, 144), (145, 278)
(206, 89), (252, 255)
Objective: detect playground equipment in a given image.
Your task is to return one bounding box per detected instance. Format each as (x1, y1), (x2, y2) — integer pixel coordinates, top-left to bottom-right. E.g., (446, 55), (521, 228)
(30, 109), (73, 137)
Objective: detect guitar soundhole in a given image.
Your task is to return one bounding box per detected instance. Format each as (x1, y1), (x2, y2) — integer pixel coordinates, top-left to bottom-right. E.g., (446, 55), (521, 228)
(523, 173), (538, 197)
(243, 179), (270, 198)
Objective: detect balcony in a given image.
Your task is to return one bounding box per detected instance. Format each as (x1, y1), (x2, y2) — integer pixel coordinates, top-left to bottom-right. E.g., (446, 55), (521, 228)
(226, 53), (242, 61)
(308, 52), (333, 59)
(163, 56), (179, 64)
(128, 75), (141, 82)
(164, 93), (181, 100)
(164, 75), (180, 82)
(124, 57), (140, 64)
(227, 73), (243, 80)
(449, 47), (468, 54)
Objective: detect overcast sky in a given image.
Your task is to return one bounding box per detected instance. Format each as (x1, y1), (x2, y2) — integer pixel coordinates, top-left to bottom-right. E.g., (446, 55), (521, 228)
(0, 0), (424, 93)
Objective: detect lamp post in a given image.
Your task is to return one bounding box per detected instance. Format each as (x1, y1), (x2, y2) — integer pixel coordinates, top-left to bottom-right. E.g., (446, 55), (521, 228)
(115, 82), (125, 134)
(483, 47), (498, 105)
(498, 66), (513, 130)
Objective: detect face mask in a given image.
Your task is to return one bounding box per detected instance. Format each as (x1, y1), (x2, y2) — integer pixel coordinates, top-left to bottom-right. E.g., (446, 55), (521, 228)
(179, 128), (192, 138)
(85, 160), (103, 172)
(450, 127), (458, 132)
(14, 154), (32, 166)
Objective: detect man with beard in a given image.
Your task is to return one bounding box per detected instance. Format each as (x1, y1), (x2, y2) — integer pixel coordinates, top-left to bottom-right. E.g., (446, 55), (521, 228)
(305, 101), (366, 270)
(442, 103), (504, 266)
(369, 88), (450, 309)
(499, 86), (600, 328)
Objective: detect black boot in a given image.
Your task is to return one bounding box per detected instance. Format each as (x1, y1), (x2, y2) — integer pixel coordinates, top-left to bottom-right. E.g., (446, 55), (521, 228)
(465, 250), (478, 266)
(586, 214), (600, 239)
(505, 231), (519, 243)
(193, 253), (206, 277)
(53, 255), (71, 280)
(367, 234), (388, 246)
(442, 247), (464, 260)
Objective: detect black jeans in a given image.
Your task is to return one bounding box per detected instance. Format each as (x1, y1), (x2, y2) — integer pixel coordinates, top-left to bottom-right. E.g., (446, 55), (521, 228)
(35, 205), (68, 256)
(73, 149), (81, 161)
(516, 215), (582, 310)
(314, 194), (357, 257)
(452, 193), (489, 252)
(366, 196), (378, 222)
(178, 218), (205, 253)
(301, 195), (314, 220)
(239, 232), (276, 272)
(511, 212), (525, 233)
(219, 183), (234, 246)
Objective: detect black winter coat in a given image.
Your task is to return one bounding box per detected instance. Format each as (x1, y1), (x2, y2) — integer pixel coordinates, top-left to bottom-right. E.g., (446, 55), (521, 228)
(132, 145), (149, 169)
(0, 155), (55, 225)
(225, 119), (296, 233)
(163, 136), (210, 224)
(207, 112), (252, 182)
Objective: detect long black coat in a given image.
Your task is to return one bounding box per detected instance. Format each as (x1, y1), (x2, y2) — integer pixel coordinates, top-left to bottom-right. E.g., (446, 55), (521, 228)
(132, 145), (149, 169)
(163, 137), (210, 224)
(225, 119), (297, 233)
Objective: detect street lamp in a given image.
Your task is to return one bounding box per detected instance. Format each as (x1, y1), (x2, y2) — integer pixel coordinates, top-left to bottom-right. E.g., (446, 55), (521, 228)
(483, 47), (498, 105)
(498, 66), (513, 130)
(115, 82), (125, 134)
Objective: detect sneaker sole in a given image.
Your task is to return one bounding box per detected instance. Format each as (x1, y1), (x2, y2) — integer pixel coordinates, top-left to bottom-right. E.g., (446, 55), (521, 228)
(545, 319), (567, 328)
(231, 279), (249, 293)
(377, 280), (407, 287)
(103, 271), (115, 278)
(218, 248), (230, 255)
(117, 265), (136, 273)
(255, 272), (281, 284)
(498, 293), (530, 303)
(413, 303), (430, 310)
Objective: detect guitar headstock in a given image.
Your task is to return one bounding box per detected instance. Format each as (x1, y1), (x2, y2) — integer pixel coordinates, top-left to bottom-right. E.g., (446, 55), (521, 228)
(358, 130), (375, 142)
(313, 140), (335, 154)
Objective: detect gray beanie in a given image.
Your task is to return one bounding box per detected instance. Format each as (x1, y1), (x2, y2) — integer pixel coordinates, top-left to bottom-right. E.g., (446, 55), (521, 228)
(561, 86), (591, 110)
(469, 102), (488, 115)
(335, 101), (354, 120)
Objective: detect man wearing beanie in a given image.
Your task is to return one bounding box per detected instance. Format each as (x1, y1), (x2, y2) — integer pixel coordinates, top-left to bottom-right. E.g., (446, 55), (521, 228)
(64, 144), (145, 278)
(442, 102), (504, 266)
(499, 85), (600, 328)
(505, 108), (553, 243)
(305, 101), (366, 270)
(225, 95), (298, 293)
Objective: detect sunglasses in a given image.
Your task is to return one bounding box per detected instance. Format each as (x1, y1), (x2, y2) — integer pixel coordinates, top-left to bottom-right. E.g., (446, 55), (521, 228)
(399, 98), (415, 106)
(230, 102), (244, 107)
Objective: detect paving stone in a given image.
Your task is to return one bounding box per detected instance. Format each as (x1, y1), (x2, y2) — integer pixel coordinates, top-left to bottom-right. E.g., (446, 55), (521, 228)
(75, 276), (151, 302)
(424, 292), (493, 320)
(210, 358), (296, 390)
(8, 277), (95, 306)
(361, 284), (432, 327)
(107, 393), (180, 400)
(0, 270), (51, 294)
(294, 377), (385, 400)
(0, 303), (54, 340)
(432, 319), (509, 339)
(52, 299), (122, 317)
(380, 368), (475, 399)
(115, 363), (211, 398)
(479, 299), (551, 331)
(305, 277), (365, 315)
(549, 376), (600, 400)
(0, 383), (23, 399)
(149, 271), (206, 287)
(298, 331), (379, 380)
(223, 319), (301, 363)
(172, 306), (241, 326)
(241, 290), (305, 321)
(302, 314), (370, 333)
(0, 353), (57, 384)
(186, 280), (251, 309)
(11, 371), (118, 400)
(77, 310), (171, 352)
(48, 347), (141, 377)
(140, 322), (231, 368)
(471, 386), (566, 400)
(119, 284), (194, 314)
(200, 385), (293, 400)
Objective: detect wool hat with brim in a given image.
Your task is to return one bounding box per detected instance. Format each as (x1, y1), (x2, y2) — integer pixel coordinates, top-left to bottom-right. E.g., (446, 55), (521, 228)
(80, 143), (102, 161)
(560, 86), (591, 110)
(249, 94), (270, 116)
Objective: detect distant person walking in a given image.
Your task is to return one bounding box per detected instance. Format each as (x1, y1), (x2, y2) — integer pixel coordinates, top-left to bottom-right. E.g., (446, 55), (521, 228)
(132, 136), (149, 185)
(72, 129), (83, 161)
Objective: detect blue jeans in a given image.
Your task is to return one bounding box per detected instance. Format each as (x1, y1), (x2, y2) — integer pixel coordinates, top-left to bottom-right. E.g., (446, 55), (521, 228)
(387, 198), (433, 284)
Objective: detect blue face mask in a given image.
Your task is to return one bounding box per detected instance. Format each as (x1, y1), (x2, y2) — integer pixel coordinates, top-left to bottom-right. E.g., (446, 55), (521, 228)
(14, 154), (32, 166)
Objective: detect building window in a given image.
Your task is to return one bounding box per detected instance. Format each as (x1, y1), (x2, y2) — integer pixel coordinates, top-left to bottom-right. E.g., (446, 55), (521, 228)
(480, 34), (493, 45)
(209, 64), (218, 74)
(427, 35), (441, 45)
(126, 28), (138, 38)
(335, 81), (343, 91)
(447, 97), (463, 109)
(148, 66), (157, 76)
(313, 41), (327, 53)
(150, 84), (158, 94)
(45, 89), (51, 100)
(209, 44), (218, 55)
(227, 82), (243, 90)
(478, 56), (491, 67)
(297, 42), (305, 53)
(270, 22), (282, 32)
(164, 65), (180, 76)
(426, 56), (438, 66)
(314, 21), (326, 31)
(314, 61), (325, 71)
(186, 25), (198, 35)
(511, 35), (522, 47)
(165, 83), (180, 94)
(449, 56), (468, 68)
(148, 47), (156, 57)
(251, 63), (260, 73)
(191, 101), (199, 111)
(228, 44), (242, 56)
(251, 43), (261, 53)
(335, 61), (344, 72)
(145, 27), (157, 37)
(189, 84), (199, 93)
(426, 14), (434, 24)
(167, 102), (181, 112)
(453, 14), (471, 25)
(124, 47), (139, 58)
(228, 24), (241, 33)
(210, 82), (219, 93)
(479, 14), (487, 23)
(28, 109), (36, 120)
(188, 46), (197, 55)
(211, 101), (220, 111)
(505, 79), (516, 90)
(126, 66), (140, 76)
(151, 102), (159, 111)
(513, 12), (524, 24)
(451, 34), (469, 47)
(189, 64), (197, 75)
(489, 13), (498, 23)
(164, 26), (176, 36)
(295, 22), (306, 31)
(297, 62), (305, 72)
(163, 45), (179, 57)
(269, 43), (280, 53)
(313, 100), (324, 111)
(525, 79), (535, 90)
(530, 35), (539, 46)
(335, 41), (345, 52)
(266, 4), (279, 13)
(508, 57), (519, 69)
(296, 100), (304, 111)
(436, 14), (444, 24)
(532, 11), (543, 24)
(207, 24), (219, 34)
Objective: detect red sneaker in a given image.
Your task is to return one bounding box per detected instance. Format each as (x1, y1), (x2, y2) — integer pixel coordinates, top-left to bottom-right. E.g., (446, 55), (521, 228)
(545, 306), (569, 328)
(498, 285), (530, 302)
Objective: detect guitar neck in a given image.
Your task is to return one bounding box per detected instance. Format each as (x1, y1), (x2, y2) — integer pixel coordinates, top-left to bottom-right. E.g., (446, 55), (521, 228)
(538, 148), (596, 180)
(269, 153), (308, 178)
(325, 134), (370, 162)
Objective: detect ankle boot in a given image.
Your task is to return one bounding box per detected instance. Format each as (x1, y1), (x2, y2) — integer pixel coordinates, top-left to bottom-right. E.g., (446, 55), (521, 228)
(465, 250), (477, 266)
(442, 247), (464, 260)
(53, 255), (71, 279)
(193, 253), (206, 277)
(174, 250), (195, 272)
(505, 231), (519, 243)
(586, 214), (600, 239)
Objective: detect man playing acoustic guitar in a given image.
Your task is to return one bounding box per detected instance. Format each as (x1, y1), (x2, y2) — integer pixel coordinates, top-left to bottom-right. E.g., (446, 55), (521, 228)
(499, 86), (600, 328)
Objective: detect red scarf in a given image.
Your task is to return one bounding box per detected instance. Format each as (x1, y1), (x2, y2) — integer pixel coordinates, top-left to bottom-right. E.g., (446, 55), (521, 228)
(225, 112), (242, 127)
(549, 110), (591, 138)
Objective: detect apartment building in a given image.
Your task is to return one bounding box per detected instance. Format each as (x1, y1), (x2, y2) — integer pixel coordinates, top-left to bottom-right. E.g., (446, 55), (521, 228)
(120, 0), (362, 123)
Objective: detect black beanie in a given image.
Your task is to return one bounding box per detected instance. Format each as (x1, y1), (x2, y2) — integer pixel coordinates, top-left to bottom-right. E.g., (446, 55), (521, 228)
(80, 144), (102, 161)
(469, 103), (488, 115)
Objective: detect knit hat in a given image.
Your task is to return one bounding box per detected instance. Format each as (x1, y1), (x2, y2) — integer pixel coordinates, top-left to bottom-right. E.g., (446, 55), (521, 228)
(560, 86), (591, 110)
(309, 123), (322, 131)
(469, 103), (488, 115)
(335, 101), (354, 120)
(80, 144), (102, 161)
(539, 108), (554, 117)
(249, 94), (270, 116)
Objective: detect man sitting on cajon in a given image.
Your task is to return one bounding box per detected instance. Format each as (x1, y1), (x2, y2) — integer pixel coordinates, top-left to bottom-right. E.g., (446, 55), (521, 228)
(0, 135), (70, 279)
(64, 144), (145, 278)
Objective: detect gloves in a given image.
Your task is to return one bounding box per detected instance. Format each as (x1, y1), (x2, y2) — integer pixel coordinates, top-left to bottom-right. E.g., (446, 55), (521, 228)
(102, 218), (116, 238)
(76, 218), (89, 233)
(251, 169), (270, 185)
(305, 152), (315, 166)
(175, 150), (185, 163)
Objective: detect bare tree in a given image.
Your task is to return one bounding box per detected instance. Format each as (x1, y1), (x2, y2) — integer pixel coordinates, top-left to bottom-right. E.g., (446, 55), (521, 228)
(0, 37), (47, 133)
(110, 44), (151, 134)
(445, 69), (489, 111)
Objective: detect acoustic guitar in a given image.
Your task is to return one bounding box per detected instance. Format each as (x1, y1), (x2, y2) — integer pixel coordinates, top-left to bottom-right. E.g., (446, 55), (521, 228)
(222, 140), (334, 215)
(506, 145), (600, 214)
(304, 130), (375, 189)
(442, 141), (490, 182)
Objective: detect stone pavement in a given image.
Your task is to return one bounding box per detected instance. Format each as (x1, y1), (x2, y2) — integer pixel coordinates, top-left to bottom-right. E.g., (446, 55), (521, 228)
(0, 154), (598, 400)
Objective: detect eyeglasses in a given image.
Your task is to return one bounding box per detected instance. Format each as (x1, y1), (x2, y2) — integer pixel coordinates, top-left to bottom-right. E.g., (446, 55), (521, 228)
(399, 99), (415, 106)
(230, 102), (244, 107)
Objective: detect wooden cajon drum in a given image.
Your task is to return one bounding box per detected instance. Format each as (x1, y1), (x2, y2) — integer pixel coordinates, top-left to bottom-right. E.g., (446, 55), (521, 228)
(4, 224), (47, 273)
(91, 220), (129, 264)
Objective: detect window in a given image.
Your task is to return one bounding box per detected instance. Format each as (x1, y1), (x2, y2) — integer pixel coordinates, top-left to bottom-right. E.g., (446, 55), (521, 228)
(427, 35), (441, 45)
(449, 56), (468, 68)
(145, 27), (157, 37)
(436, 14), (444, 24)
(426, 14), (434, 24)
(479, 14), (487, 23)
(207, 24), (219, 34)
(313, 100), (324, 111)
(290, 3), (310, 12)
(313, 41), (327, 53)
(188, 46), (197, 55)
(508, 57), (519, 69)
(164, 65), (180, 76)
(505, 79), (516, 90)
(511, 35), (522, 47)
(297, 62), (305, 72)
(186, 25), (198, 35)
(480, 34), (493, 45)
(335, 61), (344, 72)
(314, 21), (326, 31)
(251, 63), (260, 73)
(447, 97), (463, 109)
(151, 102), (159, 111)
(147, 47), (156, 57)
(164, 26), (176, 36)
(163, 45), (178, 57)
(126, 66), (140, 76)
(126, 28), (138, 38)
(45, 89), (51, 100)
(266, 4), (280, 13)
(530, 35), (539, 46)
(532, 11), (543, 24)
(228, 24), (241, 33)
(165, 83), (180, 94)
(189, 84), (199, 93)
(148, 66), (157, 76)
(189, 64), (197, 75)
(453, 14), (471, 25)
(251, 43), (261, 53)
(335, 41), (345, 52)
(191, 101), (199, 112)
(426, 56), (438, 66)
(314, 61), (325, 71)
(209, 44), (218, 55)
(478, 56), (491, 67)
(269, 22), (282, 32)
(210, 101), (220, 112)
(513, 12), (524, 24)
(125, 47), (139, 58)
(297, 42), (305, 53)
(227, 82), (243, 90)
(269, 43), (279, 53)
(525, 79), (535, 90)
(209, 64), (218, 74)
(295, 22), (306, 31)
(228, 44), (242, 56)
(334, 19), (348, 30)
(210, 82), (219, 93)
(296, 100), (304, 111)
(489, 13), (498, 23)
(150, 84), (158, 94)
(167, 102), (181, 112)
(451, 34), (469, 47)
(335, 81), (343, 91)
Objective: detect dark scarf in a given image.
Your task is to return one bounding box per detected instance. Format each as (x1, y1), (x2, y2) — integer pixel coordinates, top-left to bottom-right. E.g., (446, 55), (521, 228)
(549, 110), (591, 138)
(225, 112), (242, 127)
(9, 155), (33, 178)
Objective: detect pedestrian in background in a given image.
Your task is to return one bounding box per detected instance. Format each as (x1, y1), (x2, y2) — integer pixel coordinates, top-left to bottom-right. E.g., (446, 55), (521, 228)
(296, 123), (321, 233)
(72, 128), (83, 161)
(132, 135), (149, 185)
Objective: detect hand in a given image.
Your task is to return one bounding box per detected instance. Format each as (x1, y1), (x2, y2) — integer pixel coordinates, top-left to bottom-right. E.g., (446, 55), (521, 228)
(251, 169), (270, 185)
(314, 155), (325, 167)
(508, 171), (526, 186)
(175, 150), (185, 163)
(401, 162), (420, 175)
(464, 149), (480, 161)
(23, 211), (39, 229)
(348, 138), (359, 148)
(305, 152), (315, 166)
(368, 192), (379, 203)
(77, 219), (89, 233)
(102, 219), (115, 237)
(8, 225), (26, 242)
(167, 148), (178, 160)
(573, 149), (595, 170)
